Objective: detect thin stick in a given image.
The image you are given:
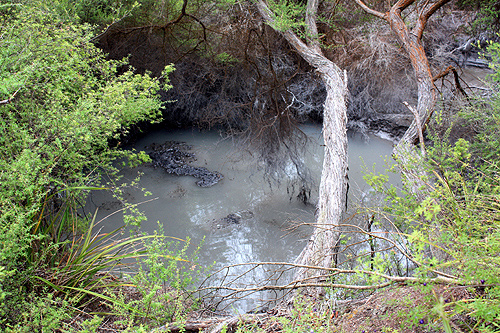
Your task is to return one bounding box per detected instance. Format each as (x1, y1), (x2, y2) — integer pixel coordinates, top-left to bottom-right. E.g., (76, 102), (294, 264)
(403, 101), (426, 156)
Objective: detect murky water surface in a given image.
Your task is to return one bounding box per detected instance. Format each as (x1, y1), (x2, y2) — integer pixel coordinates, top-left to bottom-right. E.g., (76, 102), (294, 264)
(87, 124), (398, 310)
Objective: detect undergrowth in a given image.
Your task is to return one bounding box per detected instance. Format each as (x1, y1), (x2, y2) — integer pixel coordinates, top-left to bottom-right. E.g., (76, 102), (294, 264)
(359, 41), (500, 332)
(0, 1), (201, 331)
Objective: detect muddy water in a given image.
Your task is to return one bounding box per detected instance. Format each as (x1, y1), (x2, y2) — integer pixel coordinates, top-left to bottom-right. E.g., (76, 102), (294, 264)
(87, 124), (398, 311)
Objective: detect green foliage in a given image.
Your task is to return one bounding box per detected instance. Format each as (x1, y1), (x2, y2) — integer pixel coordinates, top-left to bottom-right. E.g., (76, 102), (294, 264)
(78, 316), (105, 333)
(362, 42), (500, 331)
(215, 52), (240, 64)
(4, 294), (72, 333)
(486, 39), (500, 84)
(68, 0), (139, 26)
(85, 0), (210, 29)
(382, 132), (500, 327)
(0, 0), (174, 329)
(459, 42), (500, 164)
(31, 198), (159, 305)
(114, 224), (205, 327)
(235, 298), (334, 333)
(457, 0), (499, 32)
(267, 0), (305, 32)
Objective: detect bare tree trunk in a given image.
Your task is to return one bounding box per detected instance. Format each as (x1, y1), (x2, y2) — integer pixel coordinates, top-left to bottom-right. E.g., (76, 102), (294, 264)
(255, 0), (349, 299)
(294, 63), (348, 298)
(354, 0), (450, 191)
(386, 7), (438, 193)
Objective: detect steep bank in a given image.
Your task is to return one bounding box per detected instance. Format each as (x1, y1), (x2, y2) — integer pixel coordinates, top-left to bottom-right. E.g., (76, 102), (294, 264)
(97, 7), (494, 144)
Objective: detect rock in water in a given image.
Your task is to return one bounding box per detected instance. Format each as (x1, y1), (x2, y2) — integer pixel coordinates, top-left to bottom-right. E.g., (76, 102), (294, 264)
(147, 141), (224, 187)
(211, 211), (254, 229)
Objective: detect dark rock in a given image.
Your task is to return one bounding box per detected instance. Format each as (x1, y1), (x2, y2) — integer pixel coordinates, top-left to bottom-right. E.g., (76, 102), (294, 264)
(147, 141), (224, 187)
(211, 211), (254, 229)
(222, 213), (241, 225)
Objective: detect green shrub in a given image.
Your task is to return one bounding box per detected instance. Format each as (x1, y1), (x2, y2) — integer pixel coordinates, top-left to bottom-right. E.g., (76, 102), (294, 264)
(111, 224), (206, 328)
(0, 0), (172, 328)
(363, 43), (500, 331)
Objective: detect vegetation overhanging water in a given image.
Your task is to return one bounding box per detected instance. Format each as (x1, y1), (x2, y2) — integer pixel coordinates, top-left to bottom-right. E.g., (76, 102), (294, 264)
(86, 124), (400, 311)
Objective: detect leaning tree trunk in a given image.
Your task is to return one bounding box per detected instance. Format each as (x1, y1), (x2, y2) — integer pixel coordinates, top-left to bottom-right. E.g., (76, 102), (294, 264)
(388, 7), (438, 149)
(354, 0), (453, 266)
(354, 0), (449, 192)
(387, 8), (438, 193)
(255, 0), (349, 299)
(388, 6), (459, 265)
(293, 63), (348, 298)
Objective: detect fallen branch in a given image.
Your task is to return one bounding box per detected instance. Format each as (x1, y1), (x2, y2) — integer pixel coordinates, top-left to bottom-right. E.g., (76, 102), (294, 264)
(198, 261), (461, 296)
(207, 314), (267, 333)
(433, 65), (469, 100)
(278, 220), (456, 280)
(200, 281), (394, 294)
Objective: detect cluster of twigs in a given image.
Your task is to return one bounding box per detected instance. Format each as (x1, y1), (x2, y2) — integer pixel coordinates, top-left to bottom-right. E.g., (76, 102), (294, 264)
(192, 213), (461, 315)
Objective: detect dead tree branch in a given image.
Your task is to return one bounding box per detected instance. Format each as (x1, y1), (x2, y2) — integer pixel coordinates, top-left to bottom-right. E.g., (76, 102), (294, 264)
(0, 87), (21, 105)
(433, 65), (469, 100)
(150, 318), (221, 333)
(403, 101), (426, 156)
(207, 314), (267, 333)
(198, 260), (460, 296)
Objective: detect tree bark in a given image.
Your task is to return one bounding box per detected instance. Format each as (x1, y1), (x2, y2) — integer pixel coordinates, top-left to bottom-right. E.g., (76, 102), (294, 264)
(354, 0), (453, 264)
(353, 0), (452, 192)
(386, 5), (437, 192)
(255, 0), (349, 299)
(293, 64), (348, 298)
(387, 6), (437, 150)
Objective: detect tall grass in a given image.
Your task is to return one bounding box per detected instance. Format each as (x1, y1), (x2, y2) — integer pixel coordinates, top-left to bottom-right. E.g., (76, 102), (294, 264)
(28, 186), (198, 327)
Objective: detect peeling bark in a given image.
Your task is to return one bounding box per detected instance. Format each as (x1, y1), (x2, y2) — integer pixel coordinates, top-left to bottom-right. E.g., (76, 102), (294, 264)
(387, 6), (437, 150)
(386, 5), (437, 193)
(354, 0), (454, 264)
(293, 64), (348, 298)
(255, 0), (349, 299)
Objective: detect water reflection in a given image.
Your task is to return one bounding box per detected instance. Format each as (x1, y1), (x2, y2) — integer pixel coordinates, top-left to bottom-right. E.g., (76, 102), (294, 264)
(87, 124), (399, 312)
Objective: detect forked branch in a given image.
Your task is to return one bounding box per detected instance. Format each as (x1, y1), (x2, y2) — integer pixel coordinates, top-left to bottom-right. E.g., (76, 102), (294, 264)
(353, 0), (386, 19)
(415, 0), (452, 40)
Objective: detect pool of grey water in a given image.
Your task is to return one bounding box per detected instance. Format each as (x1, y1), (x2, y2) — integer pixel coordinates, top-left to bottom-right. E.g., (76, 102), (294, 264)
(86, 124), (400, 311)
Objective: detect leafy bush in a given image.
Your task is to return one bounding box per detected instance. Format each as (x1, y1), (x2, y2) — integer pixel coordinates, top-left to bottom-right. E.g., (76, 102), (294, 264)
(0, 0), (173, 328)
(112, 224), (206, 328)
(233, 298), (334, 333)
(362, 42), (500, 331)
(457, 0), (500, 32)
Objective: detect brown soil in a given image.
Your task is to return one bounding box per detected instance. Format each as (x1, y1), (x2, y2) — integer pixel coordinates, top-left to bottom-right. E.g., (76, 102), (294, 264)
(335, 285), (474, 333)
(63, 283), (477, 332)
